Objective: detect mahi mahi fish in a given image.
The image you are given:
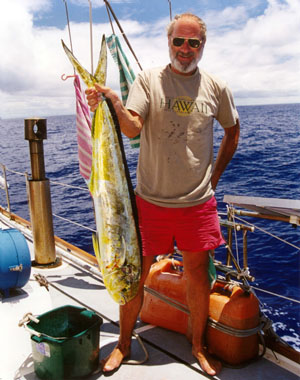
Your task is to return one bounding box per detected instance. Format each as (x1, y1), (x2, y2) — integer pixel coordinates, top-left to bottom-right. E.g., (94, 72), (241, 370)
(62, 36), (141, 305)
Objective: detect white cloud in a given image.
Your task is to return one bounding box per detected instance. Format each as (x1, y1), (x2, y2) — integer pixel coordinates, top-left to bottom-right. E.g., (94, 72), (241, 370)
(70, 0), (134, 8)
(201, 0), (300, 104)
(204, 5), (249, 30)
(0, 0), (299, 118)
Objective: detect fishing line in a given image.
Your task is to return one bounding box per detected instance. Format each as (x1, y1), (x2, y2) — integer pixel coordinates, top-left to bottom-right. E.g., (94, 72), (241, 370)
(63, 0), (74, 54)
(62, 0), (75, 75)
(88, 0), (94, 75)
(105, 1), (115, 34)
(103, 0), (143, 71)
(168, 0), (172, 21)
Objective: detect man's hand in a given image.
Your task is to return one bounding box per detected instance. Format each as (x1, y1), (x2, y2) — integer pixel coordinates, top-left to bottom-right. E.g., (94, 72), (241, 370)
(85, 84), (119, 112)
(85, 83), (144, 139)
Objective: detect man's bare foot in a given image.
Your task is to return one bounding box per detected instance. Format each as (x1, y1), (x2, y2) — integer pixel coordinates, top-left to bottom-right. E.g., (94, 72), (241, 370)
(101, 344), (130, 372)
(192, 347), (222, 376)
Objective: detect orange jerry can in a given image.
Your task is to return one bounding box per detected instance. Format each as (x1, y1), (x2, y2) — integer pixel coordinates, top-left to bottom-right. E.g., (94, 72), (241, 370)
(141, 259), (188, 334)
(140, 259), (260, 365)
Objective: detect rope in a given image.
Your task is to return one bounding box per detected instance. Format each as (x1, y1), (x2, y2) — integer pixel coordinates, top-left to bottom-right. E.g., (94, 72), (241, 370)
(208, 318), (264, 338)
(144, 285), (265, 338)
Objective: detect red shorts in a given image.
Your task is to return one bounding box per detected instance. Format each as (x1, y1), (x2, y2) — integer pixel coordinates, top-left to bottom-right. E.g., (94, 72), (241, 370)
(136, 195), (225, 256)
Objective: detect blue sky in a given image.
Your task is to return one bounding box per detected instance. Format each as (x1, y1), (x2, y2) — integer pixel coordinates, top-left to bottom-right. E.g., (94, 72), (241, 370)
(33, 1), (268, 29)
(0, 0), (299, 118)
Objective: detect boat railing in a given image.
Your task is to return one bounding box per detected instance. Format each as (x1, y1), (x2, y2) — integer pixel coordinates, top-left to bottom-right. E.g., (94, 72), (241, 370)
(2, 161), (300, 363)
(0, 163), (96, 236)
(45, 178), (96, 234)
(1, 162), (299, 306)
(1, 162), (253, 281)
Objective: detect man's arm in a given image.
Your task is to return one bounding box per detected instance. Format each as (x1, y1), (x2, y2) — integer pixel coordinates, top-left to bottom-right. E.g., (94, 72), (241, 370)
(85, 83), (144, 138)
(211, 120), (240, 191)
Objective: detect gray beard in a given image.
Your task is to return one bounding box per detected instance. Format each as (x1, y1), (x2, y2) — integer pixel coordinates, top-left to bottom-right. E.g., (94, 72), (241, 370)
(169, 46), (202, 74)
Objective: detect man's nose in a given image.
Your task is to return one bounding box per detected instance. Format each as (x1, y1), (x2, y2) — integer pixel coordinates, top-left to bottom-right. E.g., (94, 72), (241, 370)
(181, 40), (192, 52)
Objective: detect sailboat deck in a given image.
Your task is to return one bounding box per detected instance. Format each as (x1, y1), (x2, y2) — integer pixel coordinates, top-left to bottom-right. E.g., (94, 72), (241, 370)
(1, 212), (299, 380)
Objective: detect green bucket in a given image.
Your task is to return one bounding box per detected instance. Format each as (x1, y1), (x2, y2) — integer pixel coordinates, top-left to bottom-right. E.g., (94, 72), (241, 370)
(27, 305), (102, 379)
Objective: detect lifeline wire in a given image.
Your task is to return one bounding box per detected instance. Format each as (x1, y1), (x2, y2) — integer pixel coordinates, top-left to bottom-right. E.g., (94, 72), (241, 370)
(228, 204), (240, 267)
(233, 214), (300, 251)
(251, 285), (300, 304)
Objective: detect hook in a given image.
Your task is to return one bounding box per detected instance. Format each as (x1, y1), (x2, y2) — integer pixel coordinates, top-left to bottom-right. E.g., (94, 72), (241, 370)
(61, 74), (77, 81)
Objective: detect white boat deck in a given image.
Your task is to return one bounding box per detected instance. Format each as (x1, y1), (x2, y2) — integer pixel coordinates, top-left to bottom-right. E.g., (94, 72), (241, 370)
(1, 214), (299, 380)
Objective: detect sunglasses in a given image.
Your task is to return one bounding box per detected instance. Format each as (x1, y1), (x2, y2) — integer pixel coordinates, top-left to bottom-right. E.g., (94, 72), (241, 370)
(172, 37), (203, 49)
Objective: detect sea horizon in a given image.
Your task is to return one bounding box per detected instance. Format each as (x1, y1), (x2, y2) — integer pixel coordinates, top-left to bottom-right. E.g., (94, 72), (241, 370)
(1, 102), (299, 121)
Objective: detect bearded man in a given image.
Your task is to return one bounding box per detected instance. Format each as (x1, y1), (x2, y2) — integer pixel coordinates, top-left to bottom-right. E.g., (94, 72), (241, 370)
(86, 12), (240, 376)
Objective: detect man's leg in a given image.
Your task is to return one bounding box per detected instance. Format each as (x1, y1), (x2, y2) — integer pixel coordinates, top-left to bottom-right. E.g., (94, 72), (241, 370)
(182, 250), (222, 376)
(101, 255), (154, 372)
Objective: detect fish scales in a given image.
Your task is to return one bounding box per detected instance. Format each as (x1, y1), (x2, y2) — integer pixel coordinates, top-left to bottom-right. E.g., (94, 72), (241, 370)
(91, 102), (141, 304)
(62, 36), (141, 304)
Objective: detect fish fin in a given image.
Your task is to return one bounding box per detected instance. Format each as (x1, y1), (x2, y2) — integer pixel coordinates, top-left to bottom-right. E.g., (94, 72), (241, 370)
(61, 39), (95, 88)
(93, 35), (107, 86)
(92, 232), (101, 269)
(88, 107), (104, 197)
(121, 235), (127, 266)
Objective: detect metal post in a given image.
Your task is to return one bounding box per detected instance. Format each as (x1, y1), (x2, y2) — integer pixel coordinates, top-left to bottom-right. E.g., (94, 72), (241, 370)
(0, 164), (11, 212)
(24, 118), (57, 266)
(226, 207), (233, 281)
(243, 229), (248, 269)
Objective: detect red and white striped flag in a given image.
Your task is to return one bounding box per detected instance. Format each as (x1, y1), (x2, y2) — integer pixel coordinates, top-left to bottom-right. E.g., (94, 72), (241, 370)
(74, 75), (92, 182)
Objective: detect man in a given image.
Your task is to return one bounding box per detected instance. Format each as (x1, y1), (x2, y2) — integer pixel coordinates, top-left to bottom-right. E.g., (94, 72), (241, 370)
(86, 12), (240, 376)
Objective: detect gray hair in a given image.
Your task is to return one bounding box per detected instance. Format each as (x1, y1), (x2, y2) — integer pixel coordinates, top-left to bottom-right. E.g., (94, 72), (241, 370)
(167, 13), (207, 42)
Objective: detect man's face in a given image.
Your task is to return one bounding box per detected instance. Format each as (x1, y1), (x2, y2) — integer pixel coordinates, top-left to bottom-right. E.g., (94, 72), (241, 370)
(168, 18), (205, 75)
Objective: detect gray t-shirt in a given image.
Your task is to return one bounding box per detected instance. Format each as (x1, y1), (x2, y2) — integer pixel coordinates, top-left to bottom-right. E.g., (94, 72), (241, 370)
(126, 65), (238, 207)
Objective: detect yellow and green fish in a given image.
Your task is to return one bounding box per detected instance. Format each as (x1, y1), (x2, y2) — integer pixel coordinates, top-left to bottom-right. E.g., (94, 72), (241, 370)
(62, 36), (141, 305)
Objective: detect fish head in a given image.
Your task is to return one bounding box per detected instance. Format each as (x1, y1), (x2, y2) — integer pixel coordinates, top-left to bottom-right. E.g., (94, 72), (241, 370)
(103, 264), (141, 305)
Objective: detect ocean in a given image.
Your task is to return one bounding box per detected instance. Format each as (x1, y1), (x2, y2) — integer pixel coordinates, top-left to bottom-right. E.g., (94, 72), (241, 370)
(0, 103), (299, 350)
